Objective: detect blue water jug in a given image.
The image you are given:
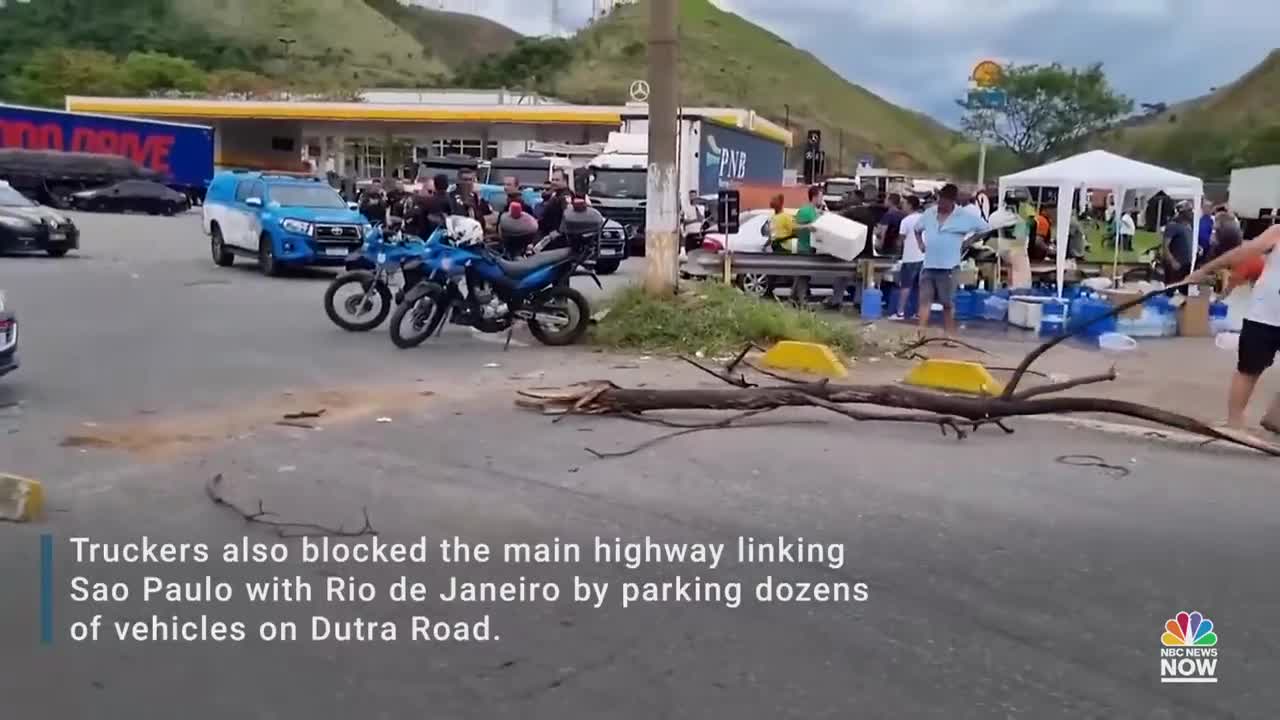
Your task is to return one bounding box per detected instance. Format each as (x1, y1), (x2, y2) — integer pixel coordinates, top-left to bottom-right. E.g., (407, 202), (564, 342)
(1210, 301), (1228, 319)
(970, 289), (991, 318)
(953, 289), (974, 320)
(982, 295), (1009, 321)
(860, 287), (883, 320)
(1039, 299), (1067, 336)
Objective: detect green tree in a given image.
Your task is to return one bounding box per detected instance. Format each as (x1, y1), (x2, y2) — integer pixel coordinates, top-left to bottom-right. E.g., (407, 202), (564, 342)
(5, 48), (126, 107)
(961, 62), (1133, 163)
(120, 52), (208, 95)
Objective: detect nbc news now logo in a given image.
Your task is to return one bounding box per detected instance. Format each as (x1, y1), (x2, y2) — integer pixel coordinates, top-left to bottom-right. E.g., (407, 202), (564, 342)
(1160, 610), (1218, 684)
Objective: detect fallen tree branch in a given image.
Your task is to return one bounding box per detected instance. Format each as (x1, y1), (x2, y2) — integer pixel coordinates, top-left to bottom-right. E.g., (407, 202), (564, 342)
(895, 335), (991, 359)
(1011, 369), (1118, 400)
(205, 473), (377, 538)
(517, 381), (1280, 457)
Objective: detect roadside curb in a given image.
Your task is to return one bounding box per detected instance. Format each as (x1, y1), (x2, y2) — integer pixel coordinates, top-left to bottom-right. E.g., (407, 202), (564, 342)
(1021, 414), (1268, 456)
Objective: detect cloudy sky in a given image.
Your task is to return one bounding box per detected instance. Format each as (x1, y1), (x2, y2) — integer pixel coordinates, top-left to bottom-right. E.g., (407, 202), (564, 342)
(463, 0), (1280, 126)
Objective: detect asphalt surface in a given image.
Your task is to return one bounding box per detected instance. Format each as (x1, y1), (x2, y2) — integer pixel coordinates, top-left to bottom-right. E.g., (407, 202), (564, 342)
(1, 211), (1277, 719)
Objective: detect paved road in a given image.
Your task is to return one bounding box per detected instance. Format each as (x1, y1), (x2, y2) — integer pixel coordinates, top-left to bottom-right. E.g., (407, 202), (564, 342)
(1, 212), (1276, 719)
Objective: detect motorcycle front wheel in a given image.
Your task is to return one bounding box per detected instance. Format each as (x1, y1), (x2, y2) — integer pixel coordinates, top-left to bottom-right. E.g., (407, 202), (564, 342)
(527, 286), (590, 346)
(324, 271), (392, 332)
(389, 285), (448, 349)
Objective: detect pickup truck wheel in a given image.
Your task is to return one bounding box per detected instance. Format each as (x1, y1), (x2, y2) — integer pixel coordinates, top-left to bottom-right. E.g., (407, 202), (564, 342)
(210, 226), (233, 266)
(46, 247), (69, 258)
(734, 273), (774, 298)
(594, 259), (620, 275)
(258, 234), (280, 276)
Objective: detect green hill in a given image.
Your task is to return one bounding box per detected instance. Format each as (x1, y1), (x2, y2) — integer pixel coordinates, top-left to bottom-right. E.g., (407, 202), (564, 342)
(551, 0), (958, 171)
(1106, 50), (1280, 177)
(170, 0), (448, 86)
(362, 0), (520, 61)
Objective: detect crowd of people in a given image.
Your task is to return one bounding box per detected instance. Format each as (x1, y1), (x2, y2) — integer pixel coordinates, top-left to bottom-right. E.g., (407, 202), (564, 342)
(348, 167), (601, 259)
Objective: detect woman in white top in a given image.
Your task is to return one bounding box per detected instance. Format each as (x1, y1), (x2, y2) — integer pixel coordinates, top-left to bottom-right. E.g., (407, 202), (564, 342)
(1188, 223), (1280, 430)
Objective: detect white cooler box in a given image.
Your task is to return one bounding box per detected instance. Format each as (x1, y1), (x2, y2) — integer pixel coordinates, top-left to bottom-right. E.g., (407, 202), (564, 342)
(1008, 296), (1051, 329)
(810, 213), (867, 261)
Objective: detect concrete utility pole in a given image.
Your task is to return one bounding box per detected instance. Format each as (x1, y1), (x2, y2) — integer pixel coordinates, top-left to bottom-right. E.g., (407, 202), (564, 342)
(643, 0), (680, 296)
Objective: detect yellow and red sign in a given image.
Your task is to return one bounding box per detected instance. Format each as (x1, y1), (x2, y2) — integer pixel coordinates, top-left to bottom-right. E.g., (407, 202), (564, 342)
(970, 60), (1003, 88)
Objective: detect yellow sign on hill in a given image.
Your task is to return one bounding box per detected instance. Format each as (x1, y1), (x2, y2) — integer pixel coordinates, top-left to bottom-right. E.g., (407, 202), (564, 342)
(971, 60), (1003, 88)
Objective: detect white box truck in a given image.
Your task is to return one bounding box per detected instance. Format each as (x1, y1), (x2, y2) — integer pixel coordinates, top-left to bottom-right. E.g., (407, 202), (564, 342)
(586, 114), (786, 254)
(1228, 165), (1280, 238)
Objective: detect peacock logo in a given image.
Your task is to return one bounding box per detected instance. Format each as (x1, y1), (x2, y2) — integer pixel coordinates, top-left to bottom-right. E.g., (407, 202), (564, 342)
(1162, 611), (1217, 647)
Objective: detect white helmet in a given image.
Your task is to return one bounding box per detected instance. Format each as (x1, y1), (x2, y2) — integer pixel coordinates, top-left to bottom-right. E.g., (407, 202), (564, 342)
(447, 215), (484, 247)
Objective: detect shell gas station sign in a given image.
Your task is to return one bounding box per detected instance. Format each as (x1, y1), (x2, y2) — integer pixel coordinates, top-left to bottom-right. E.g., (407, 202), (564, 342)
(967, 59), (1006, 109)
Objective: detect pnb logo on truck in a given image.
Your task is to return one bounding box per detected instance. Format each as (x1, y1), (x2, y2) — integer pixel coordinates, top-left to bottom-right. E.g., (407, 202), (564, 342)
(704, 135), (747, 181)
(1160, 610), (1218, 684)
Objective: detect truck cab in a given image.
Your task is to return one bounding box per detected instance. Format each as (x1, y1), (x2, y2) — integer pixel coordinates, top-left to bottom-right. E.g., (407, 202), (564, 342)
(486, 155), (574, 189)
(203, 171), (371, 276)
(586, 133), (649, 254)
(1228, 165), (1280, 239)
(822, 177), (861, 211)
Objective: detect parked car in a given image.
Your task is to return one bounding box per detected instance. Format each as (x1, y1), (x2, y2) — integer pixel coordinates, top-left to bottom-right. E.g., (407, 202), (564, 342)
(203, 171), (372, 276)
(691, 208), (849, 300)
(0, 291), (16, 378)
(69, 180), (189, 215)
(0, 180), (79, 257)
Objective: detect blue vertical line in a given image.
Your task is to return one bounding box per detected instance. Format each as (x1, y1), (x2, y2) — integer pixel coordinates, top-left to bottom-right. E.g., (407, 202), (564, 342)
(40, 533), (53, 645)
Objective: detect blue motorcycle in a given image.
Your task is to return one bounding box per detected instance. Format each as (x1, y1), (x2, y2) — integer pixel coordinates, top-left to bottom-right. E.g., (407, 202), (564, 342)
(323, 219), (440, 332)
(388, 218), (601, 349)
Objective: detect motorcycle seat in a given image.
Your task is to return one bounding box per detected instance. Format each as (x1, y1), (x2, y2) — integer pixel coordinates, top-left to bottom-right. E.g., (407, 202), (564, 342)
(494, 248), (574, 278)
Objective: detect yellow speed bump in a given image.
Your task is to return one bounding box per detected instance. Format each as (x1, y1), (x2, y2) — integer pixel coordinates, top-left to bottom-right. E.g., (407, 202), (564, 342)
(0, 473), (45, 522)
(903, 359), (1004, 396)
(760, 341), (848, 378)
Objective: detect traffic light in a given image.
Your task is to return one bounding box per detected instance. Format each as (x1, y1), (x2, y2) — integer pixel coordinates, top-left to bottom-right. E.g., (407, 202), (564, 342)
(802, 130), (823, 184)
(717, 189), (740, 235)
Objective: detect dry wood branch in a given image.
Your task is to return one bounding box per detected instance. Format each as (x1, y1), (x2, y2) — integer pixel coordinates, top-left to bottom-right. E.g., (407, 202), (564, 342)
(679, 354), (755, 388)
(895, 335), (991, 359)
(205, 473), (377, 538)
(1011, 369), (1118, 400)
(518, 381), (1280, 457)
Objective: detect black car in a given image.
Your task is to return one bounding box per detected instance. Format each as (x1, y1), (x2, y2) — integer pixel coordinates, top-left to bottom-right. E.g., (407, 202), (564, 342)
(70, 180), (189, 215)
(0, 181), (79, 257)
(0, 292), (16, 378)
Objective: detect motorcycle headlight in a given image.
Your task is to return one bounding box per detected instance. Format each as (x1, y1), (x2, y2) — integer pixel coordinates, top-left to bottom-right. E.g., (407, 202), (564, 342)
(281, 218), (312, 235)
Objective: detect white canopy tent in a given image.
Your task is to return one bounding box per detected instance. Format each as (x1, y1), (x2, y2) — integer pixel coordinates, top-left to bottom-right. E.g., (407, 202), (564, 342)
(997, 150), (1205, 296)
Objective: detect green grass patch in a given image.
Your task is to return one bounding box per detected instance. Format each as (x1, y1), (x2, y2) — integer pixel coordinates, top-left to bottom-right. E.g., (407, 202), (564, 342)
(1083, 225), (1161, 264)
(591, 282), (866, 358)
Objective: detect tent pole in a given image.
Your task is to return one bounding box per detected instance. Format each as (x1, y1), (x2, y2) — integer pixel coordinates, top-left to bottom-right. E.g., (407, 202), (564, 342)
(1111, 186), (1124, 288)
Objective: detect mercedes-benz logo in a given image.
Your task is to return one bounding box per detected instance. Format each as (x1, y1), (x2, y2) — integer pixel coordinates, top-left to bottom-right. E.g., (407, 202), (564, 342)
(629, 80), (650, 103)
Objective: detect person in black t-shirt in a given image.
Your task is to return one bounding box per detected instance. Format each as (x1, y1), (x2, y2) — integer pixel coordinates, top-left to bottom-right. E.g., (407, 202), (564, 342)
(357, 179), (389, 225)
(404, 174), (452, 239)
(876, 194), (905, 256)
(449, 167), (492, 224)
(537, 170), (571, 238)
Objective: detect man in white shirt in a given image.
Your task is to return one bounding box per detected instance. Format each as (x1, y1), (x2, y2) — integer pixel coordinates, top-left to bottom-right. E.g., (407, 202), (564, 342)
(1188, 223), (1280, 430)
(891, 195), (925, 320)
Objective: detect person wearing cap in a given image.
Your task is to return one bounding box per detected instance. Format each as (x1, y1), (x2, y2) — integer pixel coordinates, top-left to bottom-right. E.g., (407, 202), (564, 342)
(912, 183), (989, 334)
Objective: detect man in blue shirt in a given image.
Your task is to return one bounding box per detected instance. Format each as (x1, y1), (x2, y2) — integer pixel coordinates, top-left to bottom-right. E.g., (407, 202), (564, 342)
(912, 183), (990, 334)
(1197, 200), (1214, 258)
